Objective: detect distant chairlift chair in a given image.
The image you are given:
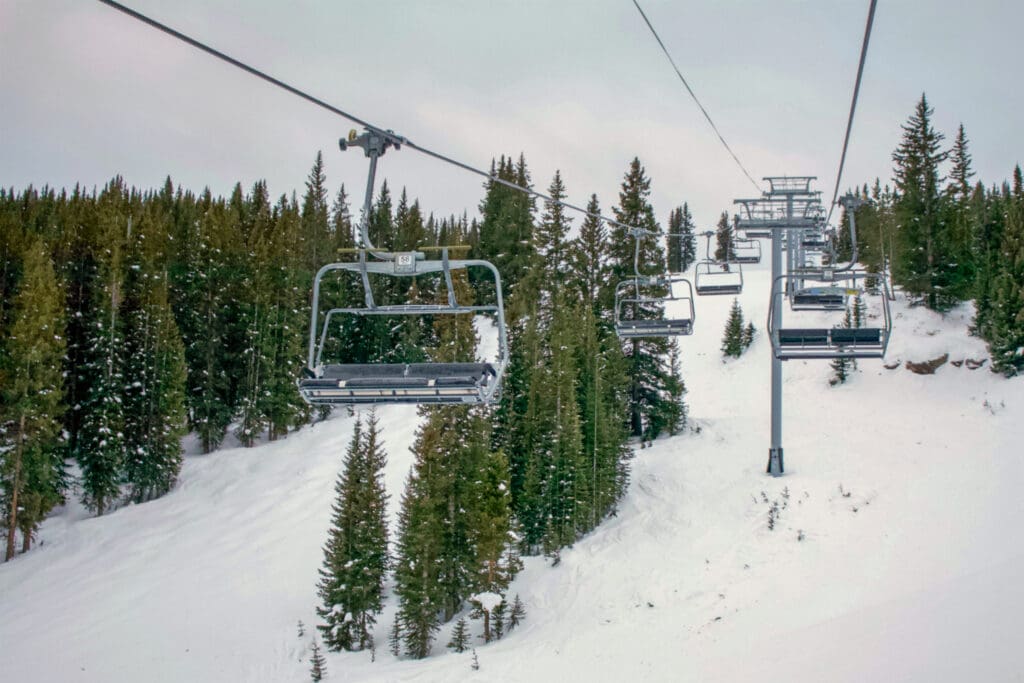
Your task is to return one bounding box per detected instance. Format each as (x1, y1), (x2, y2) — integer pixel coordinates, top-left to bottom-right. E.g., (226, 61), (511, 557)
(694, 231), (743, 296)
(733, 236), (762, 264)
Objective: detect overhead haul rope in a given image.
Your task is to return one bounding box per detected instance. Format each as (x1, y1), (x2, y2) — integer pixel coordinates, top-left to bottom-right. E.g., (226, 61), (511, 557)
(825, 0), (878, 227)
(95, 0), (644, 234)
(631, 0), (762, 192)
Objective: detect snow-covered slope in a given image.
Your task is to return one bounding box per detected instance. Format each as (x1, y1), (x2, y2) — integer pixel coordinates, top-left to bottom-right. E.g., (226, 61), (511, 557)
(2, 251), (1022, 682)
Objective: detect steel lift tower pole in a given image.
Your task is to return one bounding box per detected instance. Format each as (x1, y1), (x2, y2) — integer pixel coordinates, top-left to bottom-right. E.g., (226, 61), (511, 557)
(735, 177), (822, 476)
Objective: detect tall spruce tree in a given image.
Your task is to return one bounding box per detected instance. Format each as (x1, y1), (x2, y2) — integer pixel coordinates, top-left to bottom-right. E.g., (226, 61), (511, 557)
(987, 166), (1024, 376)
(667, 203), (697, 273)
(317, 412), (390, 651)
(175, 193), (236, 452)
(721, 298), (746, 358)
(301, 151), (331, 274)
(568, 194), (613, 322)
(1, 235), (66, 559)
(891, 94), (952, 310)
(476, 155), (536, 294)
(235, 181), (275, 446)
(713, 211), (734, 262)
(971, 180), (1010, 338)
(609, 158), (674, 438)
(77, 181), (129, 515)
(121, 208), (187, 503)
(394, 271), (514, 657)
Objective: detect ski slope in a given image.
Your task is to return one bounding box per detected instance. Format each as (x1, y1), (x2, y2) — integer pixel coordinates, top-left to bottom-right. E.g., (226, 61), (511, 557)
(2, 250), (1022, 682)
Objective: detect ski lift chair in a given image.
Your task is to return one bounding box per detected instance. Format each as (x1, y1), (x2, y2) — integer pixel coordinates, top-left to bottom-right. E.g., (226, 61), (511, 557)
(733, 237), (762, 264)
(767, 268), (891, 360)
(694, 231), (743, 296)
(614, 276), (695, 339)
(790, 285), (849, 310)
(299, 248), (508, 405)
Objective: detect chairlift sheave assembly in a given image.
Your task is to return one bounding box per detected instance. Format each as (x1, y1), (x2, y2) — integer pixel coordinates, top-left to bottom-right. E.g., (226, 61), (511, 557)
(298, 129), (509, 405)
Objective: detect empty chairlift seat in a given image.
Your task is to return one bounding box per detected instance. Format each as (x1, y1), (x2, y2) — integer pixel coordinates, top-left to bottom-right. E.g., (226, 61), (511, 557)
(694, 262), (743, 296)
(791, 286), (848, 310)
(616, 317), (693, 338)
(299, 362), (498, 405)
(613, 276), (696, 339)
(732, 238), (762, 264)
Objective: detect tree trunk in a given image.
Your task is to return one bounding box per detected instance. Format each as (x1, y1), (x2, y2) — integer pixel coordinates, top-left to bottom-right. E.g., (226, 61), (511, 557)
(5, 415), (25, 562)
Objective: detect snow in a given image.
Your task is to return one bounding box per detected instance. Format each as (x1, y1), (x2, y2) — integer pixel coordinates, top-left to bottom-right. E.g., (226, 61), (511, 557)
(471, 591), (504, 613)
(2, 246), (1023, 682)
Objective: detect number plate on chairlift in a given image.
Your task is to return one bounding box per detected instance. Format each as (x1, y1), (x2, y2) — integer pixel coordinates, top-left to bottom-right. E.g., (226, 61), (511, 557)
(394, 252), (416, 274)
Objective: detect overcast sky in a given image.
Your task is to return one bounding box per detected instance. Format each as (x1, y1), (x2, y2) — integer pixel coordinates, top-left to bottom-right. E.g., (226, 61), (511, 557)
(2, 0), (1021, 232)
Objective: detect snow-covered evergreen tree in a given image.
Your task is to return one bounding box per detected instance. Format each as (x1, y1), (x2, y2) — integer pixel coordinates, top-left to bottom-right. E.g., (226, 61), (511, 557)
(1, 235), (66, 559)
(721, 299), (745, 358)
(317, 413), (389, 651)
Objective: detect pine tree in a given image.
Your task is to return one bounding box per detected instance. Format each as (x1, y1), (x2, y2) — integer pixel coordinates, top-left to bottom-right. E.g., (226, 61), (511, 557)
(309, 638), (326, 682)
(609, 158), (673, 438)
(721, 298), (745, 358)
(742, 321), (756, 350)
(1, 235), (66, 559)
(535, 294), (585, 551)
(260, 194), (308, 439)
(567, 194), (612, 321)
(891, 94), (952, 310)
(508, 594), (526, 632)
(713, 212), (734, 262)
(667, 203), (697, 273)
(535, 171), (572, 309)
(120, 206), (188, 503)
(77, 181), (129, 515)
(971, 181), (1005, 338)
(235, 181), (275, 446)
(301, 151), (331, 273)
(648, 339), (686, 437)
(447, 618), (470, 653)
(170, 190), (238, 453)
(476, 155), (536, 294)
(317, 413), (389, 651)
(830, 308), (854, 385)
(987, 166), (1024, 376)
(492, 599), (507, 640)
(388, 611), (402, 657)
(940, 124), (977, 302)
(567, 209), (632, 535)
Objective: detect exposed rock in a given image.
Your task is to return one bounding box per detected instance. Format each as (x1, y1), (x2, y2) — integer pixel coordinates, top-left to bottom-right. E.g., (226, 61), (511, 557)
(883, 361), (901, 370)
(905, 353), (949, 375)
(951, 359), (964, 367)
(965, 358), (988, 370)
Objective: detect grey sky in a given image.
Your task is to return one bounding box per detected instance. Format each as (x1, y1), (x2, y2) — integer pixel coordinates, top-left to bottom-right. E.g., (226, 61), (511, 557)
(2, 0), (1021, 231)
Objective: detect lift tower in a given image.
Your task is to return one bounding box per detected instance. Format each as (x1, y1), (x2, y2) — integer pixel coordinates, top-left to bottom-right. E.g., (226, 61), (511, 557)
(734, 177), (823, 476)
